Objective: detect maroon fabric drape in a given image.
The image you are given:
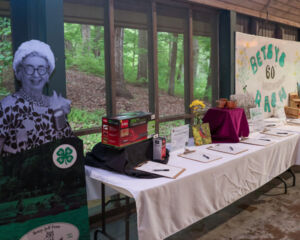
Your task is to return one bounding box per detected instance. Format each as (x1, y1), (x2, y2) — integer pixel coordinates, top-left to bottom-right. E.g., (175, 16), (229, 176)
(203, 108), (249, 143)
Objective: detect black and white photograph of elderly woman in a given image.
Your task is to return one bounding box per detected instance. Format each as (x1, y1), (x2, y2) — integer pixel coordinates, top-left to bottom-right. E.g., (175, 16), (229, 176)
(0, 39), (74, 157)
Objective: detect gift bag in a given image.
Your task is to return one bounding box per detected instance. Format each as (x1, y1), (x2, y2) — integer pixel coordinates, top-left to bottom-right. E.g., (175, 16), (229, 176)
(192, 123), (212, 146)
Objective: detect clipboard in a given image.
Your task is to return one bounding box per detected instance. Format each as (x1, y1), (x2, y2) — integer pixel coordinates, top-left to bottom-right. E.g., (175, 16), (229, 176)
(178, 150), (222, 163)
(134, 161), (185, 179)
(261, 129), (294, 137)
(287, 119), (300, 125)
(240, 137), (274, 146)
(207, 144), (248, 155)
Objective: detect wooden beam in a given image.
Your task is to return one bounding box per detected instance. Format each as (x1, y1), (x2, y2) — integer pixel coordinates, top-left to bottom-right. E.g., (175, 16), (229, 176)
(158, 114), (192, 123)
(74, 127), (102, 137)
(186, 0), (300, 28)
(184, 8), (193, 124)
(0, 0), (10, 17)
(104, 0), (116, 117)
(148, 0), (159, 133)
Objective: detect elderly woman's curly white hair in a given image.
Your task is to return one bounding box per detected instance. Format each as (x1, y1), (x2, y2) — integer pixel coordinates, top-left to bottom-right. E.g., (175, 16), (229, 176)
(13, 39), (55, 76)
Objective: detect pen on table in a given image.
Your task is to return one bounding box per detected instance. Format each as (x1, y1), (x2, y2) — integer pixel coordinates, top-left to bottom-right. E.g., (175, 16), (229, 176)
(153, 169), (169, 171)
(277, 132), (288, 134)
(202, 154), (210, 159)
(259, 138), (271, 141)
(229, 146), (234, 151)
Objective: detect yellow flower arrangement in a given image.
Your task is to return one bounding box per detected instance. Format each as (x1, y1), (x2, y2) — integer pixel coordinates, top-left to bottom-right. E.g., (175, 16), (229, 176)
(189, 99), (206, 125)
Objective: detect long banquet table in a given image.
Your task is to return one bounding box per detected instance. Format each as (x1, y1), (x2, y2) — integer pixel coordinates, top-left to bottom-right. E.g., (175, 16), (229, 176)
(85, 128), (300, 240)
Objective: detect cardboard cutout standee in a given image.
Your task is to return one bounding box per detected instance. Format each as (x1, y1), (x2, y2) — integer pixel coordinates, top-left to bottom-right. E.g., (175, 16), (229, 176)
(0, 40), (90, 240)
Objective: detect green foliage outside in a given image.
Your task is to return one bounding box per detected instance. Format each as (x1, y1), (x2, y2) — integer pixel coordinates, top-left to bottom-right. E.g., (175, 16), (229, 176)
(0, 17), (12, 97)
(0, 21), (212, 151)
(64, 24), (212, 100)
(64, 23), (105, 76)
(68, 108), (105, 152)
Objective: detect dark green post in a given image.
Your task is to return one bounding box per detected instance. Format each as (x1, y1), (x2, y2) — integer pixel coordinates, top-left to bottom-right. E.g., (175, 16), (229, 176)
(219, 10), (236, 99)
(10, 0), (66, 97)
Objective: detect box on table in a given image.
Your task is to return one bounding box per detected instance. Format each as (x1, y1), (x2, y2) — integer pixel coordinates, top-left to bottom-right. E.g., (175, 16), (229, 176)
(102, 111), (154, 148)
(289, 92), (300, 108)
(285, 106), (300, 119)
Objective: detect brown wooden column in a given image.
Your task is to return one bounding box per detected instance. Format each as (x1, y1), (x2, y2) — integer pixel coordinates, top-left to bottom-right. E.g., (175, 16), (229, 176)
(104, 0), (116, 117)
(184, 8), (194, 124)
(219, 10), (236, 98)
(211, 13), (219, 106)
(148, 0), (159, 133)
(249, 17), (258, 35)
(275, 24), (283, 39)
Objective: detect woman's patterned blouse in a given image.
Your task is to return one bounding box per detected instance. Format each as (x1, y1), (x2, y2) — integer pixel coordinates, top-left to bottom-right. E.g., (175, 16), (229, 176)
(0, 93), (74, 157)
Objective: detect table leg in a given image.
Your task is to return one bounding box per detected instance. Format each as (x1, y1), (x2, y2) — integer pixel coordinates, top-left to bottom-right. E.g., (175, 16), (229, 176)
(102, 183), (106, 233)
(287, 168), (296, 186)
(125, 196), (130, 240)
(94, 183), (110, 240)
(94, 183), (133, 240)
(276, 176), (287, 194)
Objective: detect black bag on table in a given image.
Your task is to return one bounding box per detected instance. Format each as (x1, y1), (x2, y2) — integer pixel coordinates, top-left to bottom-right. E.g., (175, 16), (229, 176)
(85, 138), (169, 178)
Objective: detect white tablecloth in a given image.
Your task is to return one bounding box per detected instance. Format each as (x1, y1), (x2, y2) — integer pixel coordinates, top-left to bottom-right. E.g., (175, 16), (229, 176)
(85, 130), (300, 240)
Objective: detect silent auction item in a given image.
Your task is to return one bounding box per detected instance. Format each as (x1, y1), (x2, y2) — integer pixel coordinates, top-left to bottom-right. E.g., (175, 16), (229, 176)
(230, 93), (256, 118)
(216, 98), (227, 108)
(192, 123), (212, 146)
(189, 100), (212, 146)
(285, 92), (300, 118)
(216, 98), (237, 109)
(86, 138), (170, 178)
(153, 135), (167, 162)
(102, 111), (153, 147)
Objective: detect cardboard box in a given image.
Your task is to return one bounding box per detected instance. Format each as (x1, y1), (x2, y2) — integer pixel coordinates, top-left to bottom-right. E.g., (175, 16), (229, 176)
(285, 106), (300, 119)
(102, 111), (153, 147)
(289, 92), (300, 108)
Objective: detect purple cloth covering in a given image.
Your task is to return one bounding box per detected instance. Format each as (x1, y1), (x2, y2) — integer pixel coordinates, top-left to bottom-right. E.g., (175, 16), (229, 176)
(202, 108), (249, 143)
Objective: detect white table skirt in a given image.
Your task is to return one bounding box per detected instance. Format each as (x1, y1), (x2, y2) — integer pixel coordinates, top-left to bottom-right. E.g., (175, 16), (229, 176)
(85, 131), (300, 240)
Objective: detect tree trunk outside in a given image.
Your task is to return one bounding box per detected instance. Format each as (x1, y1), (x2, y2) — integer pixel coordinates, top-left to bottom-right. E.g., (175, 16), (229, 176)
(137, 30), (148, 84)
(168, 33), (178, 96)
(81, 24), (90, 52)
(176, 39), (184, 83)
(205, 48), (212, 101)
(193, 38), (199, 84)
(93, 26), (101, 57)
(115, 27), (133, 99)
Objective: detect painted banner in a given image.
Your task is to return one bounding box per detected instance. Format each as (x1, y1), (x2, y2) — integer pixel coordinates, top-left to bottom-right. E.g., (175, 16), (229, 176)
(235, 32), (300, 116)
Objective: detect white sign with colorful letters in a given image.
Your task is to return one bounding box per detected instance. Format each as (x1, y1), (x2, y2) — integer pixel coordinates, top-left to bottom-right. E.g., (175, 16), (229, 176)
(235, 32), (300, 116)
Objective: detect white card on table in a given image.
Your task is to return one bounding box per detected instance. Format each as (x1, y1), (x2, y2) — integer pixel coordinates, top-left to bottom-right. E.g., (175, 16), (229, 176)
(170, 124), (189, 152)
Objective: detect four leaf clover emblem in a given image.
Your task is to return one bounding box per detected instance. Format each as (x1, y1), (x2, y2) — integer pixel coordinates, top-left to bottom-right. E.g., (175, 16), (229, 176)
(53, 144), (77, 169)
(56, 147), (74, 165)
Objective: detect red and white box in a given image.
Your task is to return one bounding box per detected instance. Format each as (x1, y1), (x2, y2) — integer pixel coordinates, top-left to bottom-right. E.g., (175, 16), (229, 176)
(102, 111), (153, 148)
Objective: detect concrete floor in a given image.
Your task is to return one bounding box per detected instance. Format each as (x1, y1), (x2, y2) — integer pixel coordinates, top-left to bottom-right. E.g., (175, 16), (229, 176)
(92, 166), (300, 240)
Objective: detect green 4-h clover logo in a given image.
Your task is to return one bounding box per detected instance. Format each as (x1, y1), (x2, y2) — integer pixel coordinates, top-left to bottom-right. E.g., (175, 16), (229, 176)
(53, 144), (77, 169)
(56, 147), (73, 165)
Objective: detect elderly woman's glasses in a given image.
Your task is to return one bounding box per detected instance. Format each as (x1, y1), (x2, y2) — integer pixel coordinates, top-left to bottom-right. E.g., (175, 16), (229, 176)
(23, 65), (48, 76)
